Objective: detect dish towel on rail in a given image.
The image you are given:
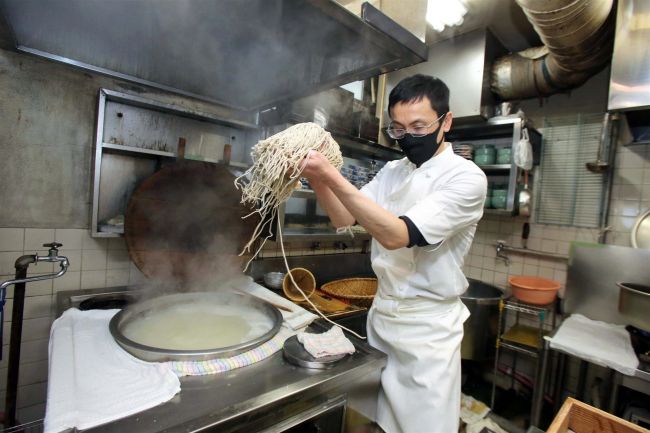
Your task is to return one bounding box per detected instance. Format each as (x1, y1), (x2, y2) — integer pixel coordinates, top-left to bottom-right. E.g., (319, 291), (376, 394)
(44, 308), (180, 433)
(548, 314), (639, 376)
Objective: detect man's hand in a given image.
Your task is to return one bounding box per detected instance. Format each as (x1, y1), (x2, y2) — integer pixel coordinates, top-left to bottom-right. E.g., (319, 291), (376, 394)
(299, 150), (339, 185)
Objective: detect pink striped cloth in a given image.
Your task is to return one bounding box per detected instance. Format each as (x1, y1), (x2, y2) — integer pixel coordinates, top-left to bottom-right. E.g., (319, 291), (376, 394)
(168, 328), (293, 376)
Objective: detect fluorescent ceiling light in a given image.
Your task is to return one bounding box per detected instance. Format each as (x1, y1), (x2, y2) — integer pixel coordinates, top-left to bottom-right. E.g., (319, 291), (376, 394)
(426, 0), (468, 32)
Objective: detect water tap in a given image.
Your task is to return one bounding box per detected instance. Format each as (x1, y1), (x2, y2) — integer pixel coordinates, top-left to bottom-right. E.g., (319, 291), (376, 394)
(496, 240), (510, 266)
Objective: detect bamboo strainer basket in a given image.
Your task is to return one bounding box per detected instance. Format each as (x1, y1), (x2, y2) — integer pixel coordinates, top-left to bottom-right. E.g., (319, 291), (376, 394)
(320, 278), (378, 307)
(282, 268), (316, 302)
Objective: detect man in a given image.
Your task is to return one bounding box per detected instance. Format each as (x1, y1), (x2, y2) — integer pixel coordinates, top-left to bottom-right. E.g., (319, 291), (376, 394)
(300, 74), (487, 432)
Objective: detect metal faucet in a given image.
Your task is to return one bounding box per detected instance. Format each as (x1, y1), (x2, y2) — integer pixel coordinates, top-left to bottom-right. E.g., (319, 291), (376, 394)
(496, 240), (510, 266)
(0, 242), (69, 427)
(0, 243), (69, 294)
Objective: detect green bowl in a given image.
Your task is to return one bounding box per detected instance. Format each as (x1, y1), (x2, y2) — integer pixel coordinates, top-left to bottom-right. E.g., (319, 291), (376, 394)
(474, 154), (496, 166)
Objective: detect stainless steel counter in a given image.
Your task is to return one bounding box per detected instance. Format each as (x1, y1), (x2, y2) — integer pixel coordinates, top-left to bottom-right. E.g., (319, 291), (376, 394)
(55, 288), (387, 433)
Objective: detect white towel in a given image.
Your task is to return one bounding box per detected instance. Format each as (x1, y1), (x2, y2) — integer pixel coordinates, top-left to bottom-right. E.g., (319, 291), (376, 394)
(548, 314), (639, 376)
(44, 308), (180, 433)
(297, 326), (355, 358)
(233, 276), (318, 330)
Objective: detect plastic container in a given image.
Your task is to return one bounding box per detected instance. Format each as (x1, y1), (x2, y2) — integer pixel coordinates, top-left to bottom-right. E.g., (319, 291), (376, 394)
(509, 276), (561, 305)
(491, 188), (508, 209)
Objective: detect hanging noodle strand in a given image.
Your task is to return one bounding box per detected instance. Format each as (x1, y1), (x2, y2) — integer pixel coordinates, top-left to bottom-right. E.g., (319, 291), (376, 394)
(234, 123), (365, 339)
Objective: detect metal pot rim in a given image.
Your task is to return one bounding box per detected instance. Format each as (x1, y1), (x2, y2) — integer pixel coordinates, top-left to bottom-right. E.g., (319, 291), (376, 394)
(109, 291), (283, 362)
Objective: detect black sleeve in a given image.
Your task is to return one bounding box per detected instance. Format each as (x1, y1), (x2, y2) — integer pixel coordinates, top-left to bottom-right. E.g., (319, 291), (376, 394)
(398, 215), (430, 248)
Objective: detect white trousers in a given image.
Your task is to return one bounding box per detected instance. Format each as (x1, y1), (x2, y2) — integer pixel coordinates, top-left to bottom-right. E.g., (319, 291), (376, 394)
(367, 295), (469, 433)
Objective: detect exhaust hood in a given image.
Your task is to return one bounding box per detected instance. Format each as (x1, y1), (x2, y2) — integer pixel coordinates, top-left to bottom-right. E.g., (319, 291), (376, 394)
(0, 0), (427, 111)
(608, 0), (650, 112)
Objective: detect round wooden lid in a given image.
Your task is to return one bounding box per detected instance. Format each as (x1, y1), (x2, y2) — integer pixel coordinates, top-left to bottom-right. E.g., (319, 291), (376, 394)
(124, 161), (258, 286)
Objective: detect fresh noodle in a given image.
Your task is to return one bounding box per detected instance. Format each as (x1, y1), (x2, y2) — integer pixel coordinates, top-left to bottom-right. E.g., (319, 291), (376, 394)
(234, 123), (343, 267)
(234, 123), (365, 340)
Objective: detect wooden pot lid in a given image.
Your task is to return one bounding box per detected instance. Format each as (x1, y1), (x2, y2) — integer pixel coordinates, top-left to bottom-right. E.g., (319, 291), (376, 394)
(124, 161), (258, 286)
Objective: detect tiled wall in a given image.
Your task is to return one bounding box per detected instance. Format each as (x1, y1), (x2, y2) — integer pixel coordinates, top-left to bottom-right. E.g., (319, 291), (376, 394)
(0, 228), (147, 422)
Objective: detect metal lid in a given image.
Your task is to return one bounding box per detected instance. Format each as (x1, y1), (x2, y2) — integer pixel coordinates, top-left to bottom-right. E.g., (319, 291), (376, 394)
(631, 210), (650, 249)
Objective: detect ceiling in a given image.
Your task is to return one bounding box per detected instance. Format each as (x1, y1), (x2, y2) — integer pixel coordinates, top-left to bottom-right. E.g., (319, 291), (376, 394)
(425, 0), (542, 52)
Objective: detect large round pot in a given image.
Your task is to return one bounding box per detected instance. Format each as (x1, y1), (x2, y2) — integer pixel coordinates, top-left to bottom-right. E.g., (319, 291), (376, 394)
(461, 279), (503, 361)
(109, 291), (282, 362)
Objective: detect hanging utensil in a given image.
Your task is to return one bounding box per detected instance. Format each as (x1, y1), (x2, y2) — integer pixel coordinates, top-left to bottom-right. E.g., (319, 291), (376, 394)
(522, 222), (530, 249)
(585, 113), (610, 173)
(519, 170), (531, 217)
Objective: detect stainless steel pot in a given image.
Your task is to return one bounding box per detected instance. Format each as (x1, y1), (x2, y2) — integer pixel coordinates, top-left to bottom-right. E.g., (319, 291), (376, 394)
(461, 279), (503, 361)
(109, 292), (282, 362)
(617, 282), (650, 332)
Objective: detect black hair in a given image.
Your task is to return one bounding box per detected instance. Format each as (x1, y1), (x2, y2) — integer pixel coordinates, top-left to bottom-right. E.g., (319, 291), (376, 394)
(388, 74), (450, 117)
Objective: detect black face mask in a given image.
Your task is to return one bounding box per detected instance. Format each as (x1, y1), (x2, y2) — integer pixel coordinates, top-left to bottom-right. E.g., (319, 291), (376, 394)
(397, 121), (445, 167)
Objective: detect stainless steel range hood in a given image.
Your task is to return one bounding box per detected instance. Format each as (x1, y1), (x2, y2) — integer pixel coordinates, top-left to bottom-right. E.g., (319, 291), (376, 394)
(0, 0), (427, 111)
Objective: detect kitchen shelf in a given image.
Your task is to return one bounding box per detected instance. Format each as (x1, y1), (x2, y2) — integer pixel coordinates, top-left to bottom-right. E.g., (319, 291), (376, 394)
(492, 297), (558, 424)
(102, 142), (176, 158)
(450, 117), (542, 215)
(478, 164), (511, 171)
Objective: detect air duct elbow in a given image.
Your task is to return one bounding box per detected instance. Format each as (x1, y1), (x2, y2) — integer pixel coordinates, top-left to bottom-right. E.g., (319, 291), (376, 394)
(491, 0), (615, 100)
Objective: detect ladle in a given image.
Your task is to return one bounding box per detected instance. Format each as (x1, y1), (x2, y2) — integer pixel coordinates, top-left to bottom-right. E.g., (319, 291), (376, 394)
(586, 114), (610, 173)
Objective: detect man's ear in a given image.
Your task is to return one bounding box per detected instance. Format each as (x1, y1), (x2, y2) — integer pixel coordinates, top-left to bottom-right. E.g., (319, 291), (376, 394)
(443, 111), (453, 133)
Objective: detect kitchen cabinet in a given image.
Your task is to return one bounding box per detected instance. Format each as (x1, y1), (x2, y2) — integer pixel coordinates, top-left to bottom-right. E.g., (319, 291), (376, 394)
(91, 89), (260, 237)
(447, 116), (542, 216)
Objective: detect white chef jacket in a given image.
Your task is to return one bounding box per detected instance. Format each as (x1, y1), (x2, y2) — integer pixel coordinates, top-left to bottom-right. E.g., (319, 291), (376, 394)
(360, 143), (487, 433)
(361, 143), (487, 301)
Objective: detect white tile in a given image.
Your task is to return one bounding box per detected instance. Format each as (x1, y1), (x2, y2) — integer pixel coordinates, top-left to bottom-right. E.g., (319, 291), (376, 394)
(554, 269), (567, 285)
(508, 262), (523, 275)
(468, 267), (481, 279)
(541, 239), (556, 253)
(480, 269), (494, 284)
(24, 279), (52, 297)
(482, 256), (496, 269)
(53, 271), (81, 292)
(523, 256), (540, 266)
(108, 237), (127, 251)
(81, 249), (107, 271)
(81, 270), (106, 289)
(538, 267), (555, 279)
(0, 228), (24, 252)
(523, 264), (538, 276)
(81, 231), (108, 250)
(106, 269), (129, 287)
(642, 184), (650, 201)
(54, 228), (84, 250)
(16, 381), (48, 409)
(494, 272), (508, 288)
(23, 295), (53, 320)
(129, 266), (147, 284)
(619, 168), (644, 185)
(20, 317), (52, 343)
(17, 403), (46, 424)
(0, 251), (21, 275)
(24, 229), (55, 252)
(643, 167), (650, 185)
(619, 185), (642, 201)
(527, 238), (542, 251)
(556, 241), (571, 256)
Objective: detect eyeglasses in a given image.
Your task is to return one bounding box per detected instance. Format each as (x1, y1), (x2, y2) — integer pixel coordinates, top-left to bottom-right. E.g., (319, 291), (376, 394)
(386, 112), (447, 140)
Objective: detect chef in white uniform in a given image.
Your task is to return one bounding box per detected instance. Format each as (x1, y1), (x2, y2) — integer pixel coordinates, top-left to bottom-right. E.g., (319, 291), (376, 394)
(299, 74), (487, 433)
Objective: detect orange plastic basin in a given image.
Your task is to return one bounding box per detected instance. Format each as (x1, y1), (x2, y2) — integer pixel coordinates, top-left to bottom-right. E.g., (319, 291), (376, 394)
(508, 276), (561, 305)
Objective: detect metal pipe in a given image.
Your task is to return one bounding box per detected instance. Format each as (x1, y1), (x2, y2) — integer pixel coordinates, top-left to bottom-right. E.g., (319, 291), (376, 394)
(0, 243), (69, 427)
(491, 0), (615, 100)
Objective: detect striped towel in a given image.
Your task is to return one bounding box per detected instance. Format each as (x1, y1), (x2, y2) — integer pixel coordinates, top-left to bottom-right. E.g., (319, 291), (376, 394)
(168, 327), (294, 376)
(297, 326), (355, 358)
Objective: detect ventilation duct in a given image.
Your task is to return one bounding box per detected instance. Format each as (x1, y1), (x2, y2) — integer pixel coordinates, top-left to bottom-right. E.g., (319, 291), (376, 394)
(491, 0), (615, 100)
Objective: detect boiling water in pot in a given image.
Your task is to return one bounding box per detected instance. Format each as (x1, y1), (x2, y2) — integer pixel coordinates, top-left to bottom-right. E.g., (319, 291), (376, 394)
(121, 302), (274, 350)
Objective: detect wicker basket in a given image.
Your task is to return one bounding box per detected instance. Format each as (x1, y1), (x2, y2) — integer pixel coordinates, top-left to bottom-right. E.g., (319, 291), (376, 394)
(320, 278), (377, 307)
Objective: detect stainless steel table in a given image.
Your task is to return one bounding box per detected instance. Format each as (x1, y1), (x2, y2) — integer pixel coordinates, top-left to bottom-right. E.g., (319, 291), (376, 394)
(55, 288), (387, 433)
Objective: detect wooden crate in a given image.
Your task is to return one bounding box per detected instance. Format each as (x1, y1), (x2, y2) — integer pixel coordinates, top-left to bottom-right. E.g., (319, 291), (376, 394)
(547, 398), (648, 433)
